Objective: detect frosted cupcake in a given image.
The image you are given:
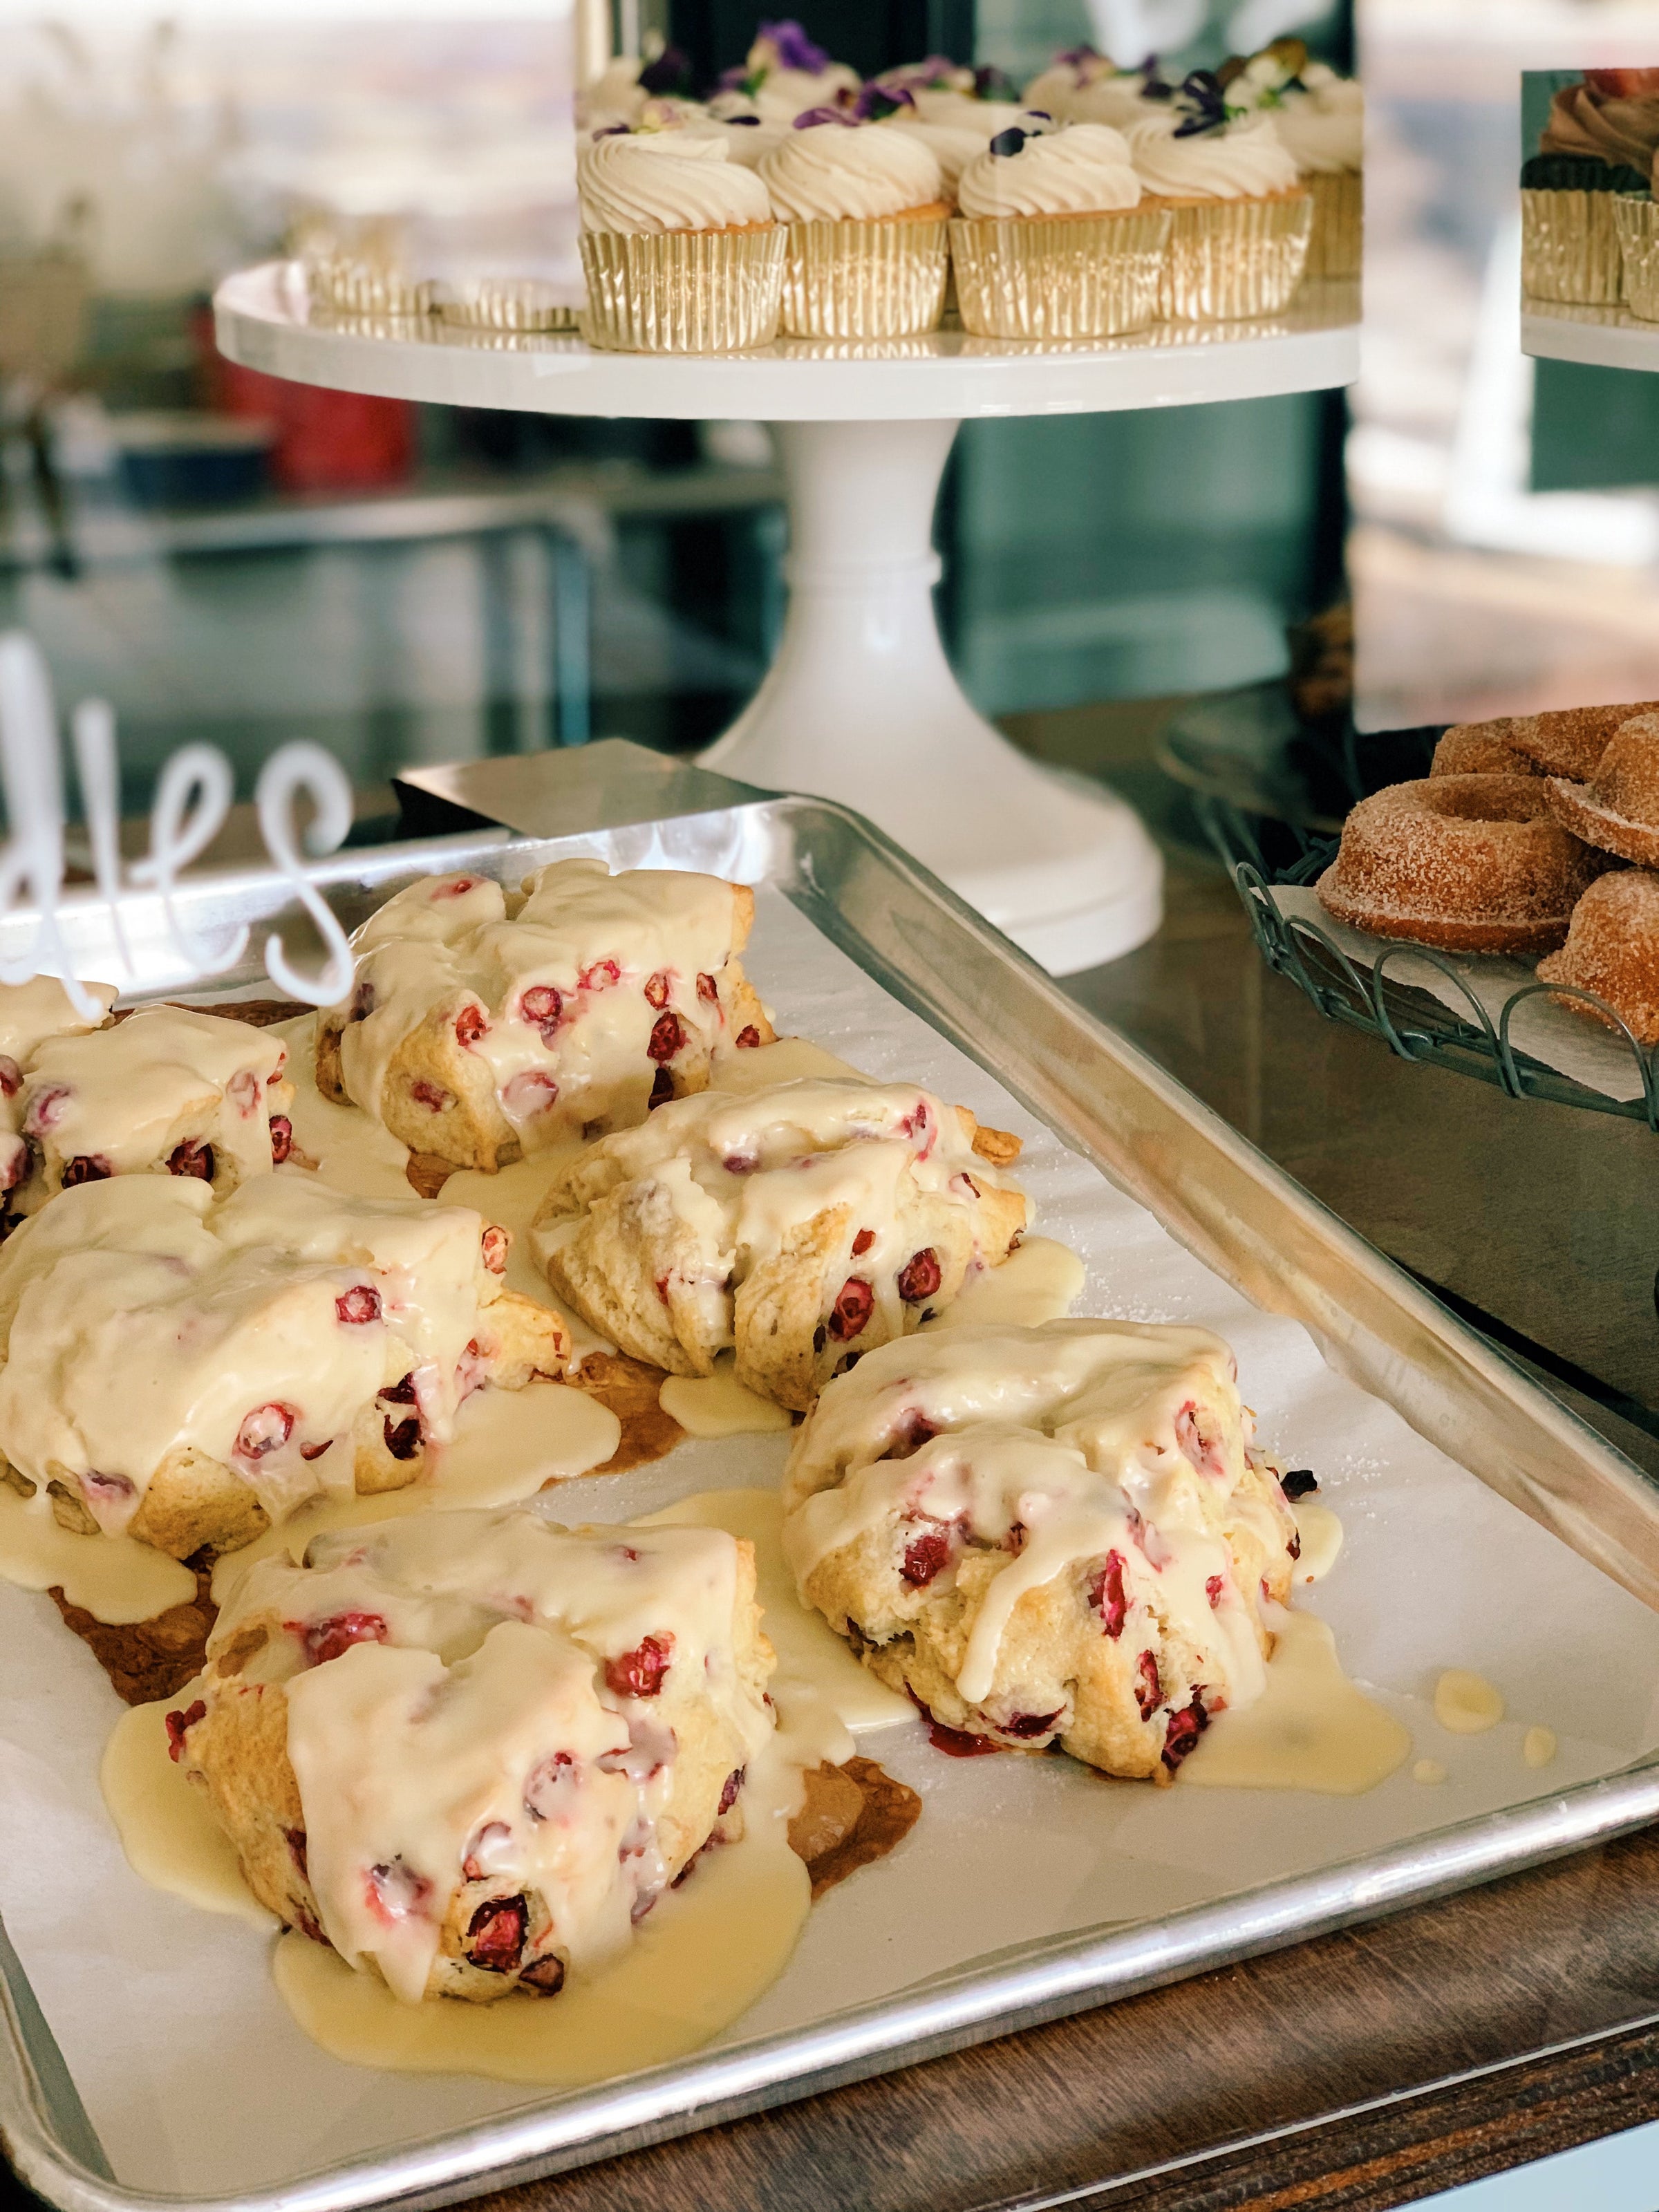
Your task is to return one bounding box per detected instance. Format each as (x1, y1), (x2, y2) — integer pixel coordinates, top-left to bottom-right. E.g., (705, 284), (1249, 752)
(1125, 75), (1310, 320)
(1023, 48), (1165, 131)
(855, 83), (984, 203)
(951, 120), (1170, 339)
(577, 126), (784, 353)
(760, 116), (950, 337)
(703, 91), (793, 169)
(1524, 71), (1659, 305)
(1224, 44), (1361, 279)
(872, 59), (1027, 140)
(717, 19), (860, 124)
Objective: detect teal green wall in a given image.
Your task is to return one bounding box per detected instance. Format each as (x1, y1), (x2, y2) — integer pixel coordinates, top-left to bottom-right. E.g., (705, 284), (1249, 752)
(951, 395), (1324, 713)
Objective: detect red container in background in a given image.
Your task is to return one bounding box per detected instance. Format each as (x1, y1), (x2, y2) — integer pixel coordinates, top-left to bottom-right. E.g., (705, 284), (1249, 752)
(195, 306), (413, 492)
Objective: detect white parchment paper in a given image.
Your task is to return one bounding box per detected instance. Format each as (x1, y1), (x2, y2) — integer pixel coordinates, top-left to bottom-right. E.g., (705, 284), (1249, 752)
(3, 886), (1658, 2198)
(1274, 885), (1649, 1103)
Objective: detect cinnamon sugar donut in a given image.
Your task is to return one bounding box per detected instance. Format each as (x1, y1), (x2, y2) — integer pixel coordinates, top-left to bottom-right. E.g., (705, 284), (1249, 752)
(1430, 724), (1539, 777)
(1546, 714), (1659, 867)
(1466, 700), (1659, 782)
(1316, 774), (1607, 954)
(1537, 870), (1659, 1044)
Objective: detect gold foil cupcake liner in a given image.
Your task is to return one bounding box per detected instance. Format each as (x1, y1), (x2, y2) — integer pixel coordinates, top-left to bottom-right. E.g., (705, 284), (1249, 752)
(948, 207), (1172, 340)
(1153, 191), (1312, 322)
(1302, 169), (1362, 281)
(1614, 194), (1659, 321)
(304, 253), (435, 319)
(435, 279), (583, 333)
(1522, 188), (1625, 304)
(579, 225), (785, 353)
(779, 214), (950, 339)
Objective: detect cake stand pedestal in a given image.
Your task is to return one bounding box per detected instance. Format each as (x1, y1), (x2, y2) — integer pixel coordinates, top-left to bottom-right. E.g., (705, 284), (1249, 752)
(214, 263), (1359, 973)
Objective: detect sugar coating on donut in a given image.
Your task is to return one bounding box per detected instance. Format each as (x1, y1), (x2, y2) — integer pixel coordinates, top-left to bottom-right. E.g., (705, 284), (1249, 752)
(1431, 724), (1540, 778)
(1497, 700), (1659, 782)
(1318, 774), (1608, 953)
(1546, 715), (1659, 870)
(1538, 868), (1659, 1045)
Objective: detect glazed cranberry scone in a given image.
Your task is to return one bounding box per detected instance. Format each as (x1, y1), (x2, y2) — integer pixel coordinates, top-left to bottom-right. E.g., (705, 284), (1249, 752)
(13, 1004), (296, 1213)
(529, 1078), (1029, 1412)
(780, 1318), (1302, 1779)
(0, 1172), (568, 1560)
(316, 859), (776, 1172)
(0, 975), (120, 1210)
(169, 1505), (774, 2002)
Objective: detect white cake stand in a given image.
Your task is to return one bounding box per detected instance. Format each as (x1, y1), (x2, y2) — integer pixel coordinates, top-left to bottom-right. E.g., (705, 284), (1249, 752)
(1523, 295), (1659, 373)
(214, 262), (1359, 973)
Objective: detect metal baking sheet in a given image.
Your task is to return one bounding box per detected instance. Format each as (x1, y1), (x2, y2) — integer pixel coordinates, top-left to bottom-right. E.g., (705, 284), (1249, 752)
(5, 741), (1659, 2212)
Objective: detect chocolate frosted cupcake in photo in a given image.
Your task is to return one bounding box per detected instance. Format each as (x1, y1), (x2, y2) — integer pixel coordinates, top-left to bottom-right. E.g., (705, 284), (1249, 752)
(760, 115), (950, 337)
(1125, 73), (1311, 319)
(578, 126), (784, 353)
(951, 119), (1171, 339)
(1223, 42), (1362, 279)
(1522, 69), (1659, 304)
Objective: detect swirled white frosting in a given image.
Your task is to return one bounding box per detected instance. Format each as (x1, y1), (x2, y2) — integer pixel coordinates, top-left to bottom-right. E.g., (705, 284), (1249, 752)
(884, 116), (986, 196)
(703, 92), (793, 168)
(1023, 59), (1150, 130)
(578, 131), (774, 234)
(957, 122), (1142, 218)
(760, 123), (944, 223)
(1126, 108), (1300, 200)
(746, 64), (861, 124)
(1270, 77), (1362, 174)
(908, 87), (1027, 138)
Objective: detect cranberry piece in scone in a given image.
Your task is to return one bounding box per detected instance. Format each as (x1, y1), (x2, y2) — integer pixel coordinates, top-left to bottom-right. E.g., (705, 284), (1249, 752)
(295, 1611), (390, 1667)
(165, 1699), (206, 1762)
(167, 1140), (214, 1180)
(466, 1894), (527, 1974)
(455, 1004), (487, 1049)
(269, 1116), (294, 1164)
(647, 1011), (685, 1063)
(520, 984), (562, 1041)
(236, 1403), (295, 1459)
(62, 1154), (112, 1187)
(1089, 1550), (1129, 1639)
(336, 1284), (382, 1325)
(827, 1277), (874, 1342)
(897, 1248), (941, 1303)
(605, 1634), (674, 1699)
(644, 972), (671, 1009)
(901, 1524), (952, 1588)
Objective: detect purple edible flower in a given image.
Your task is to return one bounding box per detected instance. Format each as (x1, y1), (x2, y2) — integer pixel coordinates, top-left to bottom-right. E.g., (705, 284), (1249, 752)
(716, 62), (751, 91)
(591, 122), (630, 138)
(637, 44), (693, 95)
(1172, 68), (1228, 135)
(854, 81), (916, 120)
(792, 103), (856, 126)
(1055, 43), (1103, 70)
(973, 64), (1017, 102)
(757, 19), (831, 74)
(988, 124), (1029, 157)
(1139, 54), (1175, 100)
